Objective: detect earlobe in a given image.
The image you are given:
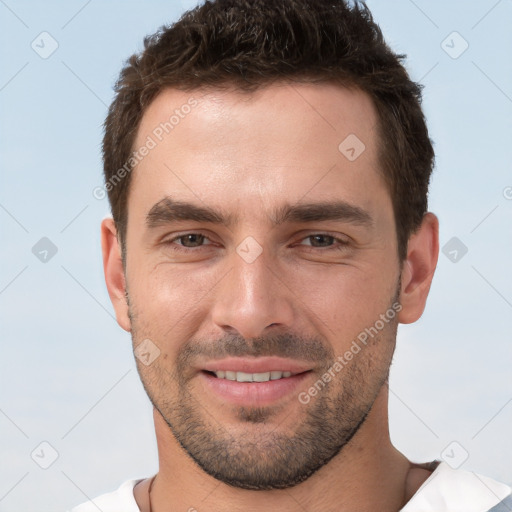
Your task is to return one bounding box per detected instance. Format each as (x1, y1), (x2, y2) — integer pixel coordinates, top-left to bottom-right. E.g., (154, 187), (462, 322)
(101, 217), (131, 332)
(398, 213), (439, 324)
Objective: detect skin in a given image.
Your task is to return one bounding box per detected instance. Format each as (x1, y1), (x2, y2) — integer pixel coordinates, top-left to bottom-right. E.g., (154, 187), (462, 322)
(102, 82), (439, 511)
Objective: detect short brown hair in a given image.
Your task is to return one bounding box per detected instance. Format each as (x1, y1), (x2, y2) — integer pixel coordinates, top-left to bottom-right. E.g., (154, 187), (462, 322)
(102, 0), (434, 261)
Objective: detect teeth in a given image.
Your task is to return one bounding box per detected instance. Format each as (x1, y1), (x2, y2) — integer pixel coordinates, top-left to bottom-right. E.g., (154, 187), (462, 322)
(237, 371), (255, 382)
(253, 372), (271, 382)
(212, 370), (295, 382)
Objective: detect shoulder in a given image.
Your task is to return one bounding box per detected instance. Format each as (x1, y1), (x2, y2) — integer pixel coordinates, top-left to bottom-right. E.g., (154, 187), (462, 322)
(68, 479), (142, 512)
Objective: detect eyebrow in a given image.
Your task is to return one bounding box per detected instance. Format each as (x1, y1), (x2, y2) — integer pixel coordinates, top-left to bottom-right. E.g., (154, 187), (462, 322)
(145, 196), (373, 230)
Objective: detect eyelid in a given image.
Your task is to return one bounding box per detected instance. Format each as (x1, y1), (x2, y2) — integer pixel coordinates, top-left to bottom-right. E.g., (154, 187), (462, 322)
(161, 231), (351, 251)
(295, 231), (351, 245)
(159, 230), (215, 251)
(164, 231), (215, 246)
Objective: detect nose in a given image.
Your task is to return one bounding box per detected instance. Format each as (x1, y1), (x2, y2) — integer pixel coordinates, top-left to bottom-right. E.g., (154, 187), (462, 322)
(210, 246), (295, 339)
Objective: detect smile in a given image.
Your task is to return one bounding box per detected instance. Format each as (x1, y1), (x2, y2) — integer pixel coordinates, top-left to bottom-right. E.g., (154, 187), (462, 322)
(208, 370), (297, 382)
(200, 369), (312, 406)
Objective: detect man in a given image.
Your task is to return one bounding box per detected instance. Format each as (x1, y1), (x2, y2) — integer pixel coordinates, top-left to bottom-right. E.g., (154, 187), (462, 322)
(71, 0), (511, 510)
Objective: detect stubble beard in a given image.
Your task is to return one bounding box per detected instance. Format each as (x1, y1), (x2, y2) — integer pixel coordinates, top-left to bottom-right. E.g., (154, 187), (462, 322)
(128, 291), (399, 490)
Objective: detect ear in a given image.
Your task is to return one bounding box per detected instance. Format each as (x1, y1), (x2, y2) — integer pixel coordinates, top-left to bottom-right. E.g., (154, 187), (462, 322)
(398, 212), (439, 324)
(101, 217), (131, 332)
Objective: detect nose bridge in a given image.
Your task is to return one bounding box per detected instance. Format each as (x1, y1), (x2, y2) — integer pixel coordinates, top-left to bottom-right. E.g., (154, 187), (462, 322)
(211, 242), (294, 339)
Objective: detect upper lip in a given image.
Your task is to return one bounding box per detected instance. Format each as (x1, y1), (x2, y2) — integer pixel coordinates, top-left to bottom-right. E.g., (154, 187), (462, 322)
(200, 357), (313, 374)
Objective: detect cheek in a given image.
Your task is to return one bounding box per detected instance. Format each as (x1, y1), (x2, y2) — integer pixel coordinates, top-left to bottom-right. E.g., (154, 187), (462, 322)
(138, 259), (219, 303)
(128, 261), (222, 340)
(127, 246), (399, 354)
(291, 264), (398, 347)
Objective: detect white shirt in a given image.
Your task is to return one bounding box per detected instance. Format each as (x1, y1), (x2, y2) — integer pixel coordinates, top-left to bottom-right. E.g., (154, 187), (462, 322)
(69, 462), (512, 512)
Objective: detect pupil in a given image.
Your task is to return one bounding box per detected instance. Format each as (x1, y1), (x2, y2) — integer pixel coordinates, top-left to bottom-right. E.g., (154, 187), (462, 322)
(183, 234), (203, 247)
(311, 235), (332, 247)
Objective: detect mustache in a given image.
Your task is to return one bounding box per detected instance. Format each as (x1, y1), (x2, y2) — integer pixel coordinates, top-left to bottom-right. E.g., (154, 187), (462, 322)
(177, 332), (335, 367)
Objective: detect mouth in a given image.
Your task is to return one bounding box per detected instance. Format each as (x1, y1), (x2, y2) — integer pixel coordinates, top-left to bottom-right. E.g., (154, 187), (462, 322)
(202, 369), (302, 382)
(197, 358), (314, 406)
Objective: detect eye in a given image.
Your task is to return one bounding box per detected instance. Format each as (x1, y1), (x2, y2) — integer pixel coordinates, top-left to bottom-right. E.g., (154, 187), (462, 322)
(298, 234), (349, 250)
(165, 233), (214, 250)
(302, 234), (336, 248)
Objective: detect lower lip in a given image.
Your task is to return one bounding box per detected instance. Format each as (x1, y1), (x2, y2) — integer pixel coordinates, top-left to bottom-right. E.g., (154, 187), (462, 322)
(199, 370), (312, 406)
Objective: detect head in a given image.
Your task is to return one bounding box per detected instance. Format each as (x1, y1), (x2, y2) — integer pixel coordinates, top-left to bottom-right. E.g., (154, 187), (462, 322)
(101, 0), (438, 491)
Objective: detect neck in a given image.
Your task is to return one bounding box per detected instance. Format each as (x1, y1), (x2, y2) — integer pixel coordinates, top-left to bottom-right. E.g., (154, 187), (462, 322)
(138, 387), (422, 512)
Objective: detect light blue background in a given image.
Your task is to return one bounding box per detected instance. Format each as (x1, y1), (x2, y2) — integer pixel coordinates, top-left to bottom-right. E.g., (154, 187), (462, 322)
(0, 1), (511, 510)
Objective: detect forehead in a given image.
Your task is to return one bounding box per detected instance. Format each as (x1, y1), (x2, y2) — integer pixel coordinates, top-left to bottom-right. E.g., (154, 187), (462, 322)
(130, 82), (388, 223)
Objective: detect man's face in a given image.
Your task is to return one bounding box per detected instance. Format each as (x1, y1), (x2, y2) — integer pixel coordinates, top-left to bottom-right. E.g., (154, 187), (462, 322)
(123, 83), (401, 489)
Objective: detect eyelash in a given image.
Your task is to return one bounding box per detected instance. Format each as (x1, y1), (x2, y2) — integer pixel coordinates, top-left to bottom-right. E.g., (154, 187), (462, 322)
(163, 232), (350, 252)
